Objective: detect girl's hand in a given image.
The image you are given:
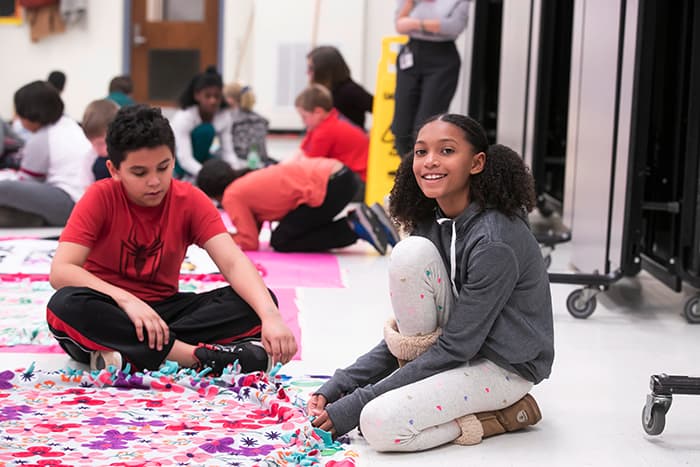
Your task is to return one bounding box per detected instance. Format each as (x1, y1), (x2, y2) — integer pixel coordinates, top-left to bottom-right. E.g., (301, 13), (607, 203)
(307, 393), (328, 416)
(311, 409), (337, 437)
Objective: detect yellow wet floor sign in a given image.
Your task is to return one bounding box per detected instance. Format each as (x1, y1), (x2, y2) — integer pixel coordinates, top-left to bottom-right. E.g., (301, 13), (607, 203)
(365, 35), (408, 206)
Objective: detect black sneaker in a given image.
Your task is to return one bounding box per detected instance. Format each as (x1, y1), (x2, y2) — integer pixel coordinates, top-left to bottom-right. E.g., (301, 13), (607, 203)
(193, 341), (270, 375)
(370, 202), (400, 247)
(348, 204), (388, 255)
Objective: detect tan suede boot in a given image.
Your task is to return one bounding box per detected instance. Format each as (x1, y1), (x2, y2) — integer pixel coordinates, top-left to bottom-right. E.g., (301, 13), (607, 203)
(453, 414), (484, 445)
(383, 318), (441, 367)
(475, 394), (542, 438)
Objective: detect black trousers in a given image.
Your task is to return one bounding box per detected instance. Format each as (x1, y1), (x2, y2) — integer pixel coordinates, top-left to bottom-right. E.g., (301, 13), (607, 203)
(270, 166), (360, 252)
(391, 39), (461, 157)
(46, 285), (273, 371)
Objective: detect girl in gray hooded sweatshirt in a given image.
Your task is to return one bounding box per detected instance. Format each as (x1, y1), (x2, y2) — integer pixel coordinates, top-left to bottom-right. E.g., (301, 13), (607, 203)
(307, 114), (554, 451)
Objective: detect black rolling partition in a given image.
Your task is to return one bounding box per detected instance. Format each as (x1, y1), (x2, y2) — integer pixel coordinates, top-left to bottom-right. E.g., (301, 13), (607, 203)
(468, 0), (503, 144)
(624, 0), (700, 321)
(530, 0), (574, 216)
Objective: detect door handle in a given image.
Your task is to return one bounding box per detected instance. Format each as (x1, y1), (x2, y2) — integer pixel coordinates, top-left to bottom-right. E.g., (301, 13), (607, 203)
(133, 23), (147, 46)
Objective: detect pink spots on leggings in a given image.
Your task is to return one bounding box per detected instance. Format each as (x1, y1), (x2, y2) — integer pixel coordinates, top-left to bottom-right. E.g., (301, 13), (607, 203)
(485, 387), (490, 393)
(419, 293), (424, 299)
(437, 277), (442, 283)
(394, 438), (401, 444)
(436, 405), (443, 411)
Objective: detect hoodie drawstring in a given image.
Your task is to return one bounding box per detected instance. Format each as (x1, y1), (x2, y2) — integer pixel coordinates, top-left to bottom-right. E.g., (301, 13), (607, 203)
(437, 217), (459, 298)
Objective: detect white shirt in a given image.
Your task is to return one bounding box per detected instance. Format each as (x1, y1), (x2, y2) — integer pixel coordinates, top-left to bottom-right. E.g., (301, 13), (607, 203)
(169, 106), (240, 176)
(19, 115), (93, 202)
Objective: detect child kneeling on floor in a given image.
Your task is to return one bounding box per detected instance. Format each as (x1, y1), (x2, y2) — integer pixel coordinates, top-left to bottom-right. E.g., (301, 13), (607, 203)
(307, 114), (554, 451)
(46, 104), (297, 375)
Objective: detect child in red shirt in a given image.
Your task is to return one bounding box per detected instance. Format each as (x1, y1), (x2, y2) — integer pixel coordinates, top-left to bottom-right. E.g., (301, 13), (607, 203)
(292, 84), (369, 187)
(47, 105), (297, 375)
(196, 158), (399, 255)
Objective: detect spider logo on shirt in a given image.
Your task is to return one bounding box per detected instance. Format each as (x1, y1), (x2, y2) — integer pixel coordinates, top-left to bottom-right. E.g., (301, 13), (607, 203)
(120, 227), (163, 281)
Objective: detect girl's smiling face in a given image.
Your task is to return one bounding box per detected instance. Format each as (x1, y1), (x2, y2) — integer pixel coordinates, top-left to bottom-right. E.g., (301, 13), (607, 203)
(412, 120), (485, 217)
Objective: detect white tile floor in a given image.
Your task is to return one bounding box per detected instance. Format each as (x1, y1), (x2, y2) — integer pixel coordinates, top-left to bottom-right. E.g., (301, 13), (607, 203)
(3, 136), (700, 465)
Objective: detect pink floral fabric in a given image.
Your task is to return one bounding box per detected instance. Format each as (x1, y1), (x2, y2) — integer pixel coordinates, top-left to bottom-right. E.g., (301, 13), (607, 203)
(0, 363), (358, 466)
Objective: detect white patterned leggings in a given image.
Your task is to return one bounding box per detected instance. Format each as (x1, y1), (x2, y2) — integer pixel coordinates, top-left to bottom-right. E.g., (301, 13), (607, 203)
(359, 236), (532, 452)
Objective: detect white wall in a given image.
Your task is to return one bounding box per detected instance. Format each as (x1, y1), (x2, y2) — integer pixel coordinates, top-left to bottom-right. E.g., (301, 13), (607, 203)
(222, 0), (396, 130)
(0, 0), (397, 129)
(0, 1), (124, 120)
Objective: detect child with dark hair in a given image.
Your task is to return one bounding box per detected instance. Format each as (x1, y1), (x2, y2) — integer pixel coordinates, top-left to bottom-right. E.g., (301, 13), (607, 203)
(47, 104), (297, 375)
(107, 75), (136, 107)
(47, 70), (66, 93)
(196, 158), (398, 254)
(170, 66), (237, 179)
(293, 84), (369, 188)
(81, 98), (120, 181)
(308, 114), (553, 451)
(307, 46), (373, 130)
(0, 81), (92, 226)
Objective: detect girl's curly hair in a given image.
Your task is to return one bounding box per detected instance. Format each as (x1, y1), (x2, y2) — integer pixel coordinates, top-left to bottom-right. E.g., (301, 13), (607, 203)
(389, 114), (536, 233)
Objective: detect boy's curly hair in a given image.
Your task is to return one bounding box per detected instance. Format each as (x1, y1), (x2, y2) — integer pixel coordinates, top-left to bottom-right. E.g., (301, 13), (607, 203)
(389, 114), (536, 233)
(106, 104), (175, 169)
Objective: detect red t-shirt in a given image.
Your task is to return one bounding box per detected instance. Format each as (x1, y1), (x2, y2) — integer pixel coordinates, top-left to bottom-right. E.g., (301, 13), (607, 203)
(60, 179), (226, 302)
(300, 108), (369, 181)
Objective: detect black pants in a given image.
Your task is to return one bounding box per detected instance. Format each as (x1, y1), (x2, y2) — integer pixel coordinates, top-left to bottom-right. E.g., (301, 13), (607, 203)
(391, 39), (461, 157)
(270, 166), (360, 252)
(46, 286), (273, 371)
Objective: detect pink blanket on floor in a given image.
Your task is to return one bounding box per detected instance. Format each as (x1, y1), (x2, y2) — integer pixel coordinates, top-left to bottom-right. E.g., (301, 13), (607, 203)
(0, 279), (303, 360)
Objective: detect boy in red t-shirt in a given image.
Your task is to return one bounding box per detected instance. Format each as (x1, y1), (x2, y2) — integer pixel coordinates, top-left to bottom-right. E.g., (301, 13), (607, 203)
(46, 105), (297, 375)
(292, 84), (369, 187)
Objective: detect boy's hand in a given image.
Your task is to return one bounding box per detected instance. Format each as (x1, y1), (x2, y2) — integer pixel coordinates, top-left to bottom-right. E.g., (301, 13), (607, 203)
(121, 298), (170, 351)
(311, 409), (337, 437)
(307, 394), (328, 416)
(260, 314), (297, 365)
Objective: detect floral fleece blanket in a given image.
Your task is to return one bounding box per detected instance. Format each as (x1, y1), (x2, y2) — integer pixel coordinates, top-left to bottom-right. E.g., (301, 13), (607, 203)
(0, 362), (358, 467)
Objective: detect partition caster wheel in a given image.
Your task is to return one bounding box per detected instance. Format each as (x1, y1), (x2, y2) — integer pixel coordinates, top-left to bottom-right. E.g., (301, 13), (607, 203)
(683, 295), (700, 323)
(642, 394), (670, 435)
(566, 288), (597, 319)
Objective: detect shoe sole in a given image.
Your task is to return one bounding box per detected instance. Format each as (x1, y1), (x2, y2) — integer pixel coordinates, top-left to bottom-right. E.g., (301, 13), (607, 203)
(370, 202), (400, 246)
(354, 204), (388, 255)
(90, 350), (123, 371)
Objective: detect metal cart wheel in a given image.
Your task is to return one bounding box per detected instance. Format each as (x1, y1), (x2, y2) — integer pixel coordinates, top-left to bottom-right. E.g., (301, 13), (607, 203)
(642, 402), (667, 435)
(566, 288), (597, 319)
(683, 295), (700, 324)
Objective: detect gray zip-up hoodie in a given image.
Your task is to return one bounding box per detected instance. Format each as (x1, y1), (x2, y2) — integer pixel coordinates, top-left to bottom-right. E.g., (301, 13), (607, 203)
(316, 203), (554, 436)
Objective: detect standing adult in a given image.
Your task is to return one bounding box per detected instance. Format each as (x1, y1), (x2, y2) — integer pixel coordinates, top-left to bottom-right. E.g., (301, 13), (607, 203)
(391, 0), (471, 157)
(307, 46), (373, 130)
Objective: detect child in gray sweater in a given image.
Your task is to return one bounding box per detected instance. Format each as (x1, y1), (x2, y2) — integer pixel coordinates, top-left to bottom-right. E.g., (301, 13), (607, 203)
(307, 114), (554, 451)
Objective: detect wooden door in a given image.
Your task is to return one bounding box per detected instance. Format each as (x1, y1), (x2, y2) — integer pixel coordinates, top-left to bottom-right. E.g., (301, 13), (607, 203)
(130, 0), (219, 107)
